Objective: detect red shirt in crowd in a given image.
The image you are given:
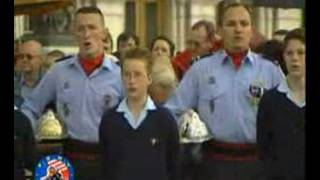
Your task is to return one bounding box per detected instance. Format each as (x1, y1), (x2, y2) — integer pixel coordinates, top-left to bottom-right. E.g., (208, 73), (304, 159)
(172, 39), (223, 81)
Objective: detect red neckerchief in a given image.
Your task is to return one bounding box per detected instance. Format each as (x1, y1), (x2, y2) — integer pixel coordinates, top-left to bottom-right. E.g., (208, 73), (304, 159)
(226, 50), (248, 70)
(79, 53), (104, 76)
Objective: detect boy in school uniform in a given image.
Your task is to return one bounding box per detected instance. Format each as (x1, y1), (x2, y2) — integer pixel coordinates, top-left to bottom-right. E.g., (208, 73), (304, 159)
(99, 47), (181, 180)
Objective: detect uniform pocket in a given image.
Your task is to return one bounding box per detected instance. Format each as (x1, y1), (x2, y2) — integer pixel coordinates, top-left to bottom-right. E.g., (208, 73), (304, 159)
(197, 85), (224, 122)
(91, 85), (121, 113)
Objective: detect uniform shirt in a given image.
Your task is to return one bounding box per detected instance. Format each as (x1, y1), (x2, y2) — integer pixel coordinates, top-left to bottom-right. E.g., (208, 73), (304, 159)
(116, 96), (156, 129)
(22, 56), (123, 143)
(17, 70), (44, 100)
(165, 49), (282, 143)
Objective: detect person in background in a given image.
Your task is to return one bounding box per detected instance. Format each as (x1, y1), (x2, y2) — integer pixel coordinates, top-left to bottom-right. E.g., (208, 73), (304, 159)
(171, 20), (222, 81)
(257, 28), (305, 180)
(149, 56), (177, 105)
(21, 7), (123, 180)
(165, 2), (283, 180)
(249, 27), (267, 51)
(112, 32), (140, 62)
(103, 29), (120, 64)
(150, 36), (175, 59)
(255, 40), (287, 76)
(104, 29), (114, 55)
(99, 47), (180, 180)
(43, 49), (65, 72)
(272, 29), (288, 42)
(15, 40), (45, 100)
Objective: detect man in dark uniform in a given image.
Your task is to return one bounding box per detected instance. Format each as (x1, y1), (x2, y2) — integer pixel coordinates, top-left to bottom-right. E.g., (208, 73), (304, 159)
(14, 104), (36, 180)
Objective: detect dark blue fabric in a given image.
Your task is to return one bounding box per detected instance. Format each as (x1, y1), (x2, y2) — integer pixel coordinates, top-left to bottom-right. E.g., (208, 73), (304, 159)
(99, 106), (181, 180)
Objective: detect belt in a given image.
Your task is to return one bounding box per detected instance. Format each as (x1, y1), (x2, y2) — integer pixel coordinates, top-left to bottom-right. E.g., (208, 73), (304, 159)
(63, 139), (102, 161)
(203, 139), (258, 162)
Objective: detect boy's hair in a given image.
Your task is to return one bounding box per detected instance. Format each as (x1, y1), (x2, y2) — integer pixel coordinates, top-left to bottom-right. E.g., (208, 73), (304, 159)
(121, 47), (153, 75)
(218, 2), (252, 26)
(284, 28), (305, 45)
(75, 6), (105, 26)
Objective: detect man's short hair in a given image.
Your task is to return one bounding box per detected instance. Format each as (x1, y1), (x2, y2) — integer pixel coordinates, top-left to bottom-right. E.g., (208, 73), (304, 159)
(75, 6), (105, 26)
(218, 2), (252, 26)
(191, 20), (216, 41)
(120, 47), (153, 75)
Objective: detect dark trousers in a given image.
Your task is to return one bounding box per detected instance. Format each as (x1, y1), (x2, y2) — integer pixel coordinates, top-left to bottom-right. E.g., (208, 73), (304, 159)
(68, 157), (103, 180)
(195, 159), (264, 180)
(181, 143), (203, 180)
(194, 139), (264, 180)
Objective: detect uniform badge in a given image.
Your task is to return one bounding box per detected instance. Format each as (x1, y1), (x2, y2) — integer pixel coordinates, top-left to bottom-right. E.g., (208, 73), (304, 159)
(249, 85), (264, 98)
(249, 79), (265, 109)
(34, 154), (74, 180)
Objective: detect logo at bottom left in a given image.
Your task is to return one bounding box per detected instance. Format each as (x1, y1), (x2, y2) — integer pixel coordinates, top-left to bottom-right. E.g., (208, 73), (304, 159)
(34, 154), (74, 180)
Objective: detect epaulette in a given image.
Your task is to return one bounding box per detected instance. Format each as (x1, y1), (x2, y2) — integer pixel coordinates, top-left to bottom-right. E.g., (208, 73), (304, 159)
(190, 52), (214, 66)
(55, 55), (74, 63)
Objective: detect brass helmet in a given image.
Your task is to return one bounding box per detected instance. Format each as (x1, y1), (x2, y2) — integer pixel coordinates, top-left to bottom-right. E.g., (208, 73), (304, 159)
(36, 110), (67, 141)
(178, 109), (212, 143)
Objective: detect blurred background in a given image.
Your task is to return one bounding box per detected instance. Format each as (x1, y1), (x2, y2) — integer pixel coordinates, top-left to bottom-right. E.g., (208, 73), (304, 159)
(14, 0), (304, 55)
